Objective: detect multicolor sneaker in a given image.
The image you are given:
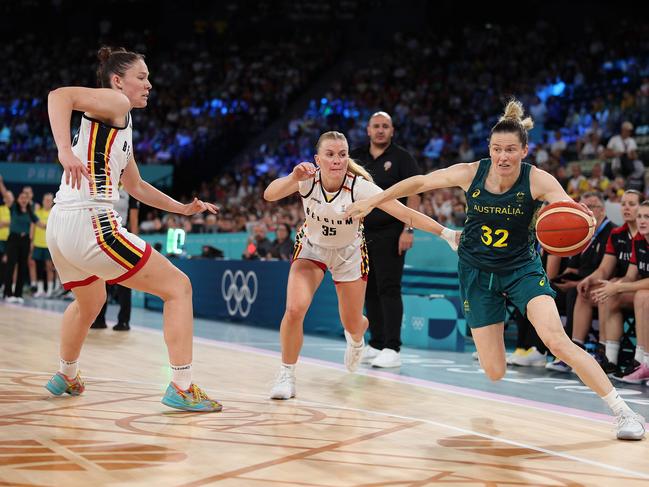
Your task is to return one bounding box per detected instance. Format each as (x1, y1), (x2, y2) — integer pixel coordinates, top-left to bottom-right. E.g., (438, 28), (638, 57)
(616, 363), (649, 385)
(506, 348), (527, 365)
(545, 358), (572, 373)
(161, 382), (222, 412)
(45, 372), (85, 396)
(508, 347), (547, 367)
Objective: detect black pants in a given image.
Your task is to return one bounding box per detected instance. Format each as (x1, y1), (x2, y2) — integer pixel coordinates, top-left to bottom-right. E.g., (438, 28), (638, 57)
(3, 233), (30, 298)
(365, 224), (406, 352)
(95, 284), (132, 325)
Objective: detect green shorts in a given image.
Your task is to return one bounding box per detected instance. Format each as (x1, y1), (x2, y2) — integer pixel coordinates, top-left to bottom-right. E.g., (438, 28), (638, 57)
(458, 255), (556, 329)
(32, 247), (51, 261)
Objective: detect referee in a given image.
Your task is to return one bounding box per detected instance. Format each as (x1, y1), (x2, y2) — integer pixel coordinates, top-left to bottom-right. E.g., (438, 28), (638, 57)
(350, 111), (421, 367)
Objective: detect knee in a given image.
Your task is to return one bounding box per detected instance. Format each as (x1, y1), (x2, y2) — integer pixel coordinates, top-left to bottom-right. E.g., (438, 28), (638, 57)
(284, 302), (309, 323)
(161, 271), (192, 301)
(77, 294), (106, 321)
(545, 334), (573, 359)
(482, 362), (506, 381)
(634, 290), (649, 309)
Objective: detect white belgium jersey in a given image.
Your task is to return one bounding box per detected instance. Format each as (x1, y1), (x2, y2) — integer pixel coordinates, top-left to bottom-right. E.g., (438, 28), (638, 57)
(298, 171), (382, 248)
(54, 113), (133, 207)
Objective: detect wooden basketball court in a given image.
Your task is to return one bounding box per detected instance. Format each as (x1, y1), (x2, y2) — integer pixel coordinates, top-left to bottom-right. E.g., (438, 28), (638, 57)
(2, 303), (649, 486)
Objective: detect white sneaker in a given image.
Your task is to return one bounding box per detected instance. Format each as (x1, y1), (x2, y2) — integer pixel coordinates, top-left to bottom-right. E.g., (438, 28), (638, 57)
(472, 351), (480, 360)
(360, 345), (381, 364)
(269, 366), (296, 400)
(33, 291), (47, 298)
(344, 330), (364, 373)
(6, 296), (23, 304)
(509, 347), (548, 367)
(371, 348), (401, 368)
(616, 411), (646, 440)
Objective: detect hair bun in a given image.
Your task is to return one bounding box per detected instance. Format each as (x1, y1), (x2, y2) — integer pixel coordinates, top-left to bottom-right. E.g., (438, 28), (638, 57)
(97, 46), (128, 64)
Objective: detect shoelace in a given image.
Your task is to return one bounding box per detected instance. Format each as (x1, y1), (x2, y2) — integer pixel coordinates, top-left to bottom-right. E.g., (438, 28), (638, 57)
(276, 369), (294, 384)
(617, 412), (645, 430)
(189, 384), (209, 402)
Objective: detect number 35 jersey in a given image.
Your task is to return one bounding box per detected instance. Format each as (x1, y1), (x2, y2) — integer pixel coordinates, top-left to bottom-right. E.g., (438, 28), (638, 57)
(298, 170), (381, 248)
(458, 158), (542, 273)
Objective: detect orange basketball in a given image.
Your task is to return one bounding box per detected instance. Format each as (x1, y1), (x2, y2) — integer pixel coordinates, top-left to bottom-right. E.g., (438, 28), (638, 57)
(535, 201), (596, 257)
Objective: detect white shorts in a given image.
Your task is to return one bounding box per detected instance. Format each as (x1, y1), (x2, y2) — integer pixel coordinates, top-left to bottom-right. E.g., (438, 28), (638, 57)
(292, 230), (369, 283)
(46, 204), (151, 290)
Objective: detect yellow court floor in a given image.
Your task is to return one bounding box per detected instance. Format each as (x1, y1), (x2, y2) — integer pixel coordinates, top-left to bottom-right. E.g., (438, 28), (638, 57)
(1, 303), (649, 486)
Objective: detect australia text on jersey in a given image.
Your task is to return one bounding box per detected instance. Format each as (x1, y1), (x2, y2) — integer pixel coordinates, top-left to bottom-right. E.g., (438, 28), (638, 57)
(472, 204), (525, 216)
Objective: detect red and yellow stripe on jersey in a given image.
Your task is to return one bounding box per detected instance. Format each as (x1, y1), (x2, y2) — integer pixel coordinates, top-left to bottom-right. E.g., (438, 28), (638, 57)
(86, 122), (118, 199)
(90, 208), (144, 270)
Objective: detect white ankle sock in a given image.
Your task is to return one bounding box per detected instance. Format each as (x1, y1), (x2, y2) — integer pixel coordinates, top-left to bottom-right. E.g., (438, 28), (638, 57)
(605, 341), (620, 365)
(59, 358), (79, 378)
(281, 363), (296, 372)
(602, 388), (633, 416)
(636, 347), (645, 364)
(171, 363), (192, 390)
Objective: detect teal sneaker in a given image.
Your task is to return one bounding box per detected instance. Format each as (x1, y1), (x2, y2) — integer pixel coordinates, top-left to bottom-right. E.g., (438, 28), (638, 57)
(161, 382), (223, 412)
(45, 372), (85, 396)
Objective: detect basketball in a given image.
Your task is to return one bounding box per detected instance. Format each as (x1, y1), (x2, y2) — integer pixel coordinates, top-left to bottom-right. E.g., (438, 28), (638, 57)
(536, 201), (596, 257)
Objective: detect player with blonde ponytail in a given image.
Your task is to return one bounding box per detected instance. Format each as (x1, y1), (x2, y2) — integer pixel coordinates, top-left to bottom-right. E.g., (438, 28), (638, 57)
(263, 130), (457, 399)
(345, 98), (645, 440)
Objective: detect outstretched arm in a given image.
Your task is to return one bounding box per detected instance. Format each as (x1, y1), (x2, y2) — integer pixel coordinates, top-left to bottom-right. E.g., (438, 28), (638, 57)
(378, 199), (460, 250)
(121, 157), (217, 216)
(345, 162), (477, 220)
(48, 87), (131, 189)
(264, 162), (316, 201)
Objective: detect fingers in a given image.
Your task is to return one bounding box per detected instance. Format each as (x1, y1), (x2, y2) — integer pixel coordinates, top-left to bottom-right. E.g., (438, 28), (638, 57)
(64, 167), (71, 186)
(205, 202), (219, 214)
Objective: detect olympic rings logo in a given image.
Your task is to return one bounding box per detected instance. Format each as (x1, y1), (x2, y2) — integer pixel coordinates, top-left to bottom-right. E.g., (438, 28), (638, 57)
(221, 270), (258, 317)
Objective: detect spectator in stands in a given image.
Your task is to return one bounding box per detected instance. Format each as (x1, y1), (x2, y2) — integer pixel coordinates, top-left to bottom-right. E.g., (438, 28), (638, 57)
(550, 129), (567, 162)
(547, 191), (616, 373)
(268, 223), (293, 261)
(139, 210), (162, 234)
(0, 176), (42, 304)
(580, 132), (605, 160)
(606, 121), (638, 178)
(576, 190), (640, 373)
(593, 201), (649, 384)
(350, 111), (422, 368)
(31, 193), (56, 298)
(242, 223), (272, 260)
(587, 163), (610, 193)
(566, 163), (589, 199)
(0, 181), (12, 296)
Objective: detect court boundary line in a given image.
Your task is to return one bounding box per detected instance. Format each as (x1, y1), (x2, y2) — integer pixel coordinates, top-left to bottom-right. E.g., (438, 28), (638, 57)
(2, 364), (649, 481)
(1, 302), (622, 425)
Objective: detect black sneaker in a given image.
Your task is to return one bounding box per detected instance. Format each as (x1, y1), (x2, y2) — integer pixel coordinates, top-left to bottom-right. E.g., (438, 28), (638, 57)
(614, 360), (641, 380)
(113, 322), (130, 331)
(90, 320), (107, 329)
(592, 345), (617, 375)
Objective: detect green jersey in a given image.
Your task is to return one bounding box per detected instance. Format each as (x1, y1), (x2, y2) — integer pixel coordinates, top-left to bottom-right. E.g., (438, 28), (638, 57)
(458, 158), (541, 272)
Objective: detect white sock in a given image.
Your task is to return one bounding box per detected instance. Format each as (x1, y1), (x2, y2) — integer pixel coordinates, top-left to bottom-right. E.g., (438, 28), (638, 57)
(344, 330), (364, 347)
(171, 363), (192, 390)
(602, 388), (633, 416)
(572, 338), (584, 345)
(48, 280), (54, 292)
(59, 358), (79, 378)
(635, 346), (645, 364)
(643, 354), (649, 368)
(281, 363), (296, 374)
(605, 340), (620, 365)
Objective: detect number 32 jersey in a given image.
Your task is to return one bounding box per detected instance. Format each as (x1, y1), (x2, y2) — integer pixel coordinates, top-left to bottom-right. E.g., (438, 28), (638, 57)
(298, 170), (381, 248)
(458, 158), (542, 272)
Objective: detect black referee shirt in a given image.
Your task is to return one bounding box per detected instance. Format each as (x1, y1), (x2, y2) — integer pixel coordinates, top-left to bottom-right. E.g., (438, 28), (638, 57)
(349, 143), (421, 230)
